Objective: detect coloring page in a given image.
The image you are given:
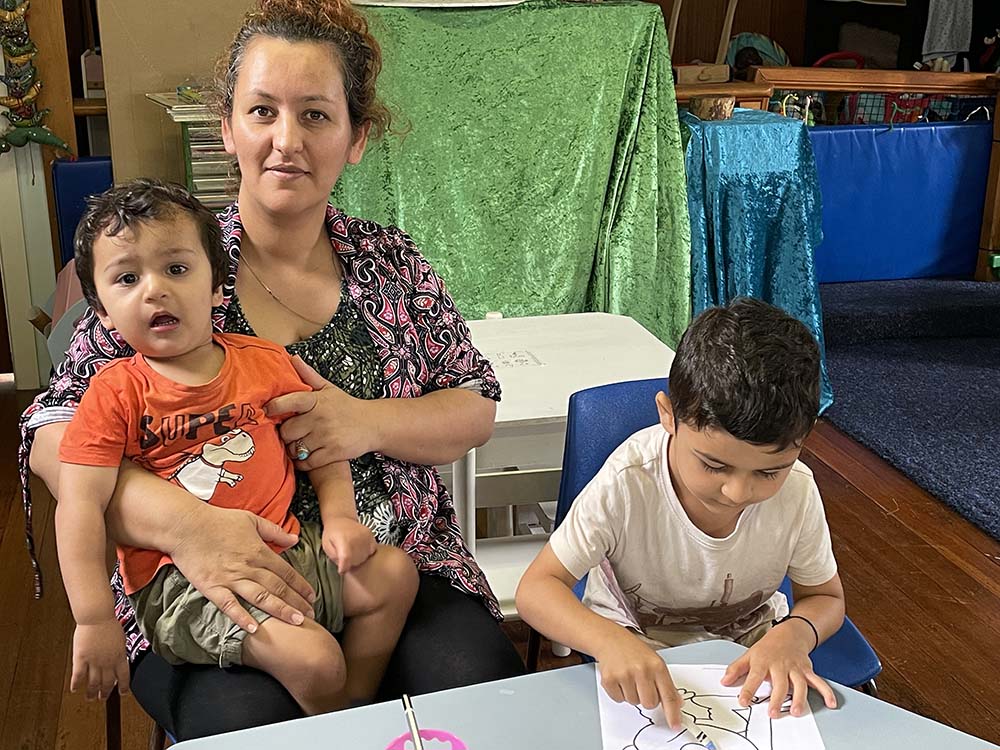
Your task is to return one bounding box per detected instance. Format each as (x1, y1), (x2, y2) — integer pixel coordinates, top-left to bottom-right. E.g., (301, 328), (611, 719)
(596, 664), (826, 750)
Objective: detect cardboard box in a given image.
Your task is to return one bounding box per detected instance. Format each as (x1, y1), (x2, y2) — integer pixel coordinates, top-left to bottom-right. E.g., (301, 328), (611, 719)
(97, 0), (248, 183)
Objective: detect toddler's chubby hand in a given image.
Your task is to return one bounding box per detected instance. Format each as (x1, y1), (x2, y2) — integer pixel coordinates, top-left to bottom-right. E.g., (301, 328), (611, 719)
(71, 619), (130, 702)
(594, 628), (684, 731)
(322, 516), (377, 574)
(722, 622), (837, 719)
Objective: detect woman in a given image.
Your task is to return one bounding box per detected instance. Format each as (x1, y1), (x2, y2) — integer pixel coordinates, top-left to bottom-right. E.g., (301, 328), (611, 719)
(19, 0), (524, 738)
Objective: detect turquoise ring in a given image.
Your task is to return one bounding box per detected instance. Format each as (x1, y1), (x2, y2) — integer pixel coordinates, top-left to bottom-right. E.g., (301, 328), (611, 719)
(295, 440), (310, 461)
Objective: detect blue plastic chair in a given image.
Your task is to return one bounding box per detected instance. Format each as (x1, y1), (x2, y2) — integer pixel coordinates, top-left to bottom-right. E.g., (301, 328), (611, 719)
(51, 157), (113, 266)
(525, 377), (881, 695)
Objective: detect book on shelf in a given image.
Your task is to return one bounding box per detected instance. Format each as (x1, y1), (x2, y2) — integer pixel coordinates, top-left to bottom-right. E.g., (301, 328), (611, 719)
(146, 92), (215, 123)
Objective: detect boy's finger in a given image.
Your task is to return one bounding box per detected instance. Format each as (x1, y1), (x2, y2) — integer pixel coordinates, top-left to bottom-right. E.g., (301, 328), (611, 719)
(69, 664), (84, 694)
(789, 672), (808, 717)
(721, 653), (750, 686)
(656, 673), (683, 730)
(603, 680), (625, 704)
(806, 672), (838, 709)
(102, 669), (117, 702)
(769, 673), (789, 718)
(637, 677), (660, 710)
(739, 668), (766, 707)
(621, 681), (641, 707)
(117, 659), (131, 695)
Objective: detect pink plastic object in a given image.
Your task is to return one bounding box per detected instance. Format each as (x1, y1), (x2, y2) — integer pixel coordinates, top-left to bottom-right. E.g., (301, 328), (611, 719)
(385, 729), (468, 750)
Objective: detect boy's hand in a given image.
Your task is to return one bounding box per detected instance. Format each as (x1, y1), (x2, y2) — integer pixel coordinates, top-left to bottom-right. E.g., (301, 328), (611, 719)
(721, 622), (837, 718)
(71, 620), (130, 701)
(595, 629), (684, 730)
(322, 517), (377, 574)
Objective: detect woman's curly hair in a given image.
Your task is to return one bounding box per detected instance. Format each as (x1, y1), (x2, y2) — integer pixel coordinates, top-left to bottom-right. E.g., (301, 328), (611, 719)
(212, 0), (391, 140)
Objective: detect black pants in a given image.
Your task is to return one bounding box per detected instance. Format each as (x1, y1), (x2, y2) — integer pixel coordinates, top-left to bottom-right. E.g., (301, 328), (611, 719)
(130, 574), (526, 740)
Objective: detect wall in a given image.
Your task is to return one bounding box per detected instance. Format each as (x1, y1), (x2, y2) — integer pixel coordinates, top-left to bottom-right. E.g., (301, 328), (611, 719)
(96, 0), (247, 182)
(651, 0), (807, 65)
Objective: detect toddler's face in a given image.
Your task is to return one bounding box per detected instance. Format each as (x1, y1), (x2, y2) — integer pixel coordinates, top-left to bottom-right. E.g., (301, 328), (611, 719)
(92, 212), (222, 360)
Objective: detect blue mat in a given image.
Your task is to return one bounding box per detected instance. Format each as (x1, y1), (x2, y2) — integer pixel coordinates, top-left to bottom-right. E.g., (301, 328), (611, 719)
(810, 122), (991, 283)
(821, 280), (1000, 540)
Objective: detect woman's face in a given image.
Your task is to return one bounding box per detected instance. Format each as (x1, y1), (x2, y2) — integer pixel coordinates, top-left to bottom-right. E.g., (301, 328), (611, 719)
(221, 36), (369, 217)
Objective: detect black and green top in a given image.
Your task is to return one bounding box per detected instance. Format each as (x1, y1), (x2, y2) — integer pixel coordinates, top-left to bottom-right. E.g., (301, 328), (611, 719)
(225, 281), (405, 547)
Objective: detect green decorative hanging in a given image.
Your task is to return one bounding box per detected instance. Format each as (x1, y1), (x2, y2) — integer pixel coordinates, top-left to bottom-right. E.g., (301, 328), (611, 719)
(1, 0), (72, 155)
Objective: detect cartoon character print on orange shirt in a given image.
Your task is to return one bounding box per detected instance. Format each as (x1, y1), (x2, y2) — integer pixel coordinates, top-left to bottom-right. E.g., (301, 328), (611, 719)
(132, 400), (273, 504)
(169, 428), (256, 501)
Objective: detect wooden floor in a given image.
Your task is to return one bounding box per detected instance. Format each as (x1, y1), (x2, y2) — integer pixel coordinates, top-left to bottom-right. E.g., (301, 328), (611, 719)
(2, 382), (999, 749)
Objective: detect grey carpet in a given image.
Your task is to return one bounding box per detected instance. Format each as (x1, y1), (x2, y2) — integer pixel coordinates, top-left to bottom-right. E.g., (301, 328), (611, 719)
(821, 281), (1000, 540)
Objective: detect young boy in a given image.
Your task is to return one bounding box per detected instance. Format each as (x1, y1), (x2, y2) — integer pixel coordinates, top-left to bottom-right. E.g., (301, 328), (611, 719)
(56, 179), (418, 714)
(516, 298), (844, 729)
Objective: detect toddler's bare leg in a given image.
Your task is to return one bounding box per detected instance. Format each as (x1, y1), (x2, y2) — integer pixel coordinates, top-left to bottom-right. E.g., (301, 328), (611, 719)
(340, 545), (419, 705)
(242, 617), (347, 715)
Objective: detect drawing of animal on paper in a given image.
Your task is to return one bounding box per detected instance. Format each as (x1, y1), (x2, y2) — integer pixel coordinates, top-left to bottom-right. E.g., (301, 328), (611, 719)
(624, 689), (777, 750)
(597, 664), (826, 750)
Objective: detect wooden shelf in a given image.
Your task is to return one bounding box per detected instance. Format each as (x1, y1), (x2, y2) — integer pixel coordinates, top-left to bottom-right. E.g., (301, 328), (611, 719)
(753, 68), (996, 97)
(72, 97), (107, 117)
(675, 80), (771, 106)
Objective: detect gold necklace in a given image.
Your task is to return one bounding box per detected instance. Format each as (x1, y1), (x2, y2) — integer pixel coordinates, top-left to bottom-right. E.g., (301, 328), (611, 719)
(239, 252), (331, 327)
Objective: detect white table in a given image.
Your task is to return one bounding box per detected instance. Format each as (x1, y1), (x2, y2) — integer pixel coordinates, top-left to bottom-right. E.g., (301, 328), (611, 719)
(172, 640), (999, 749)
(445, 312), (675, 616)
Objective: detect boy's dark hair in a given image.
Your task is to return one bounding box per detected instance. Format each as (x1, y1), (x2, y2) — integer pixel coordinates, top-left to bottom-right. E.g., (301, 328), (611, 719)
(74, 178), (225, 312)
(668, 298), (821, 449)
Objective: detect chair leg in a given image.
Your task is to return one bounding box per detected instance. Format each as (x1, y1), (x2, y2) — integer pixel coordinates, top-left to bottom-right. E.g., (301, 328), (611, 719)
(149, 723), (167, 750)
(526, 627), (541, 672)
(859, 679), (879, 698)
(105, 690), (122, 750)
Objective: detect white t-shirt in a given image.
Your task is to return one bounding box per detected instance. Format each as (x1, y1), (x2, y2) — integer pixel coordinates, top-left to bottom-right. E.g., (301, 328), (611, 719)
(549, 425), (837, 647)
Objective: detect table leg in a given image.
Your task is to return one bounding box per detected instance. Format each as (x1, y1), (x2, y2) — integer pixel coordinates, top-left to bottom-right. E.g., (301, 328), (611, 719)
(451, 448), (477, 556)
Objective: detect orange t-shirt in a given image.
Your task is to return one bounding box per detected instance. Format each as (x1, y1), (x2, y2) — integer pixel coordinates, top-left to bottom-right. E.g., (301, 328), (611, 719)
(60, 333), (308, 595)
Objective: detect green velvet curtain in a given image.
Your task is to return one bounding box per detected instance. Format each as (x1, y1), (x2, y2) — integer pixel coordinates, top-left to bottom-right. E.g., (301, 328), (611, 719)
(333, 0), (691, 346)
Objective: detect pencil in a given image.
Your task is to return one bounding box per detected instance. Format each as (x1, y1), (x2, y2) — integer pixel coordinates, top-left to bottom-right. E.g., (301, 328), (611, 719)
(402, 693), (424, 750)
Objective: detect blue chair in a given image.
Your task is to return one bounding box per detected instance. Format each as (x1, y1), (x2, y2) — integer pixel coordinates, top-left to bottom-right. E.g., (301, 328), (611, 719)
(51, 157), (113, 266)
(525, 377), (881, 695)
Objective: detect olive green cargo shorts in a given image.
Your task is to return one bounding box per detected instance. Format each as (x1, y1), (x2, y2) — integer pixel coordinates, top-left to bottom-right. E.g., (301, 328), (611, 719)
(128, 521), (343, 667)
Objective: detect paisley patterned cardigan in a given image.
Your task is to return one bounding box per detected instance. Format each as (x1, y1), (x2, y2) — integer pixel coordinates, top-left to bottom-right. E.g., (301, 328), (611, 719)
(19, 203), (502, 661)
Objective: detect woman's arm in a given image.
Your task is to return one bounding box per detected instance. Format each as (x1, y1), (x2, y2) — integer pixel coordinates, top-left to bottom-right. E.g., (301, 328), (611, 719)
(33, 425), (316, 631)
(270, 359), (495, 469)
(29, 422), (67, 498)
(268, 227), (498, 469)
(368, 387), (495, 464)
(111, 463), (317, 632)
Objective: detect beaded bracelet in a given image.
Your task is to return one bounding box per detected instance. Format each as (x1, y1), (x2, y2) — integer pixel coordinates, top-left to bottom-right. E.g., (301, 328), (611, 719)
(772, 613), (819, 652)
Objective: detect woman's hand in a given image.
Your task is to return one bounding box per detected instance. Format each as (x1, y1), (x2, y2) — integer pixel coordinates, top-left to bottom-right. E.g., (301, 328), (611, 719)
(266, 355), (379, 471)
(167, 502), (318, 633)
(268, 355), (496, 468)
